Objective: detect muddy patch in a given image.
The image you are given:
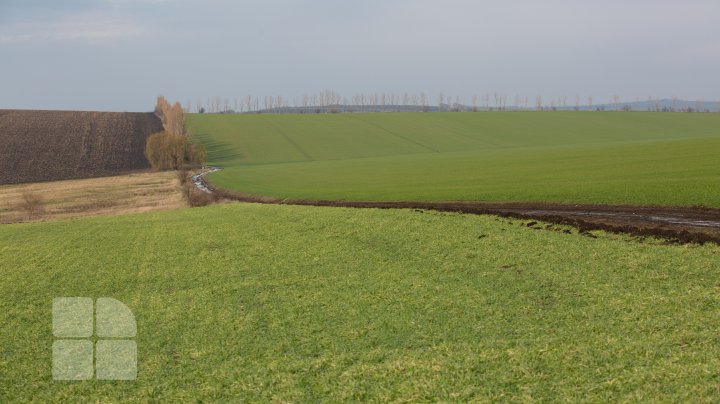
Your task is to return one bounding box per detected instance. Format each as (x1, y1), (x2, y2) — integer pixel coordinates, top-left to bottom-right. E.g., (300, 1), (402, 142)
(195, 172), (720, 244)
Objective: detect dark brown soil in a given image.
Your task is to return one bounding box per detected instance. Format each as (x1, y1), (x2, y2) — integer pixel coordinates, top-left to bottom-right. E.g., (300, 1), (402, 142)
(0, 109), (162, 184)
(212, 186), (720, 244)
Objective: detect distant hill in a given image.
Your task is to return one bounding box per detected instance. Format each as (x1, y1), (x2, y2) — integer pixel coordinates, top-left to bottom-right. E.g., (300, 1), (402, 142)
(0, 110), (162, 184)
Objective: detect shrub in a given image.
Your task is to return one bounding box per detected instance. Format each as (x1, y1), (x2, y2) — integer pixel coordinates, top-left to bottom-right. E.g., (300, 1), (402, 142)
(182, 185), (215, 207)
(186, 143), (207, 166)
(145, 132), (187, 170)
(145, 132), (208, 170)
(19, 191), (44, 218)
(177, 168), (189, 185)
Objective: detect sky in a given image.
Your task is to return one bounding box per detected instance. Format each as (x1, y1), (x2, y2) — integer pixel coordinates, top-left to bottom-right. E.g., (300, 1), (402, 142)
(1, 0), (719, 112)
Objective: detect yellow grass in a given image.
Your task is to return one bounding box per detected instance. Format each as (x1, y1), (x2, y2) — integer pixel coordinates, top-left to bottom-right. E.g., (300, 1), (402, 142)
(0, 171), (186, 223)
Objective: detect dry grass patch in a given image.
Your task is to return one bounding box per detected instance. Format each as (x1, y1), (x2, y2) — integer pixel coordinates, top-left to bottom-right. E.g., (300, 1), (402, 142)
(0, 171), (186, 223)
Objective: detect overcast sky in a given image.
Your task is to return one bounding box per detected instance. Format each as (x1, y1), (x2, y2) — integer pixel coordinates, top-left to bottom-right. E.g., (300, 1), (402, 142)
(1, 0), (719, 111)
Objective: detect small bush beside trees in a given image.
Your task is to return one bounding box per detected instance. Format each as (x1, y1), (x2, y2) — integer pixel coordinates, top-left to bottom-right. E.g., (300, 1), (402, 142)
(176, 167), (217, 207)
(19, 191), (44, 219)
(182, 185), (216, 207)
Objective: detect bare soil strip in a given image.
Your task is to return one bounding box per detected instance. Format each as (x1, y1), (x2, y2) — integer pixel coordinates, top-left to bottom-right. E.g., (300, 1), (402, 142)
(194, 170), (720, 244)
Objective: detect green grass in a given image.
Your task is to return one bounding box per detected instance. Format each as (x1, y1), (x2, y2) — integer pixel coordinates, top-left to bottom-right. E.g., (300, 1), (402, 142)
(2, 203), (720, 401)
(187, 112), (720, 206)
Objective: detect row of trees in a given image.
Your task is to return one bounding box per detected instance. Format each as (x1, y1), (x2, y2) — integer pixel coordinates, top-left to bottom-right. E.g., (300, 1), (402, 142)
(146, 96), (206, 170)
(184, 92), (720, 114)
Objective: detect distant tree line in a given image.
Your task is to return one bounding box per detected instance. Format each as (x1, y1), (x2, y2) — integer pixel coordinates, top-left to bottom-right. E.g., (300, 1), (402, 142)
(185, 92), (720, 114)
(146, 96), (207, 171)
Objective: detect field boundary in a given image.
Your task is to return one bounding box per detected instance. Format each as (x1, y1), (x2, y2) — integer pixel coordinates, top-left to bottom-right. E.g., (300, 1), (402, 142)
(192, 168), (720, 244)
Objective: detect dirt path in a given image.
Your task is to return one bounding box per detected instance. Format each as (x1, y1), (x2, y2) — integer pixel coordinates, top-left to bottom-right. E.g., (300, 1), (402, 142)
(193, 167), (720, 244)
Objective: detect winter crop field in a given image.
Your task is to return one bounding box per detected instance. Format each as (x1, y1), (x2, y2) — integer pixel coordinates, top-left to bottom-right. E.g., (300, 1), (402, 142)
(187, 112), (720, 207)
(2, 203), (720, 401)
(5, 0), (720, 401)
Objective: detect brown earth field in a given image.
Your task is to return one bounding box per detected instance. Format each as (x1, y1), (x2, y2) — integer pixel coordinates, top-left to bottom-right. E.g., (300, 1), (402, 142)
(0, 109), (162, 184)
(0, 171), (185, 224)
(208, 180), (720, 244)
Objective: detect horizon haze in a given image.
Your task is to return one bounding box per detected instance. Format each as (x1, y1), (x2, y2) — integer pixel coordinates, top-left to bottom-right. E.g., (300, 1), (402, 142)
(1, 0), (719, 112)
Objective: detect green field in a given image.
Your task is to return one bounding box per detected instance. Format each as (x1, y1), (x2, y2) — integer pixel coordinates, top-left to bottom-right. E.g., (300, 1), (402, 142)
(187, 112), (720, 206)
(2, 203), (720, 401)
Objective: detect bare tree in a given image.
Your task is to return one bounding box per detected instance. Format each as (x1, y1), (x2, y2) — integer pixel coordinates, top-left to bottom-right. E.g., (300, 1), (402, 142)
(165, 102), (185, 136)
(262, 96), (271, 112)
(370, 93), (378, 112)
(243, 95), (251, 113)
(155, 95), (170, 119)
(214, 96), (222, 113)
(493, 93), (501, 110)
(155, 97), (185, 135)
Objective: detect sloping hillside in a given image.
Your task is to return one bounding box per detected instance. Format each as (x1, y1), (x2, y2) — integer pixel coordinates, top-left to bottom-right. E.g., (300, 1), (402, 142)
(0, 110), (162, 184)
(187, 112), (720, 207)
